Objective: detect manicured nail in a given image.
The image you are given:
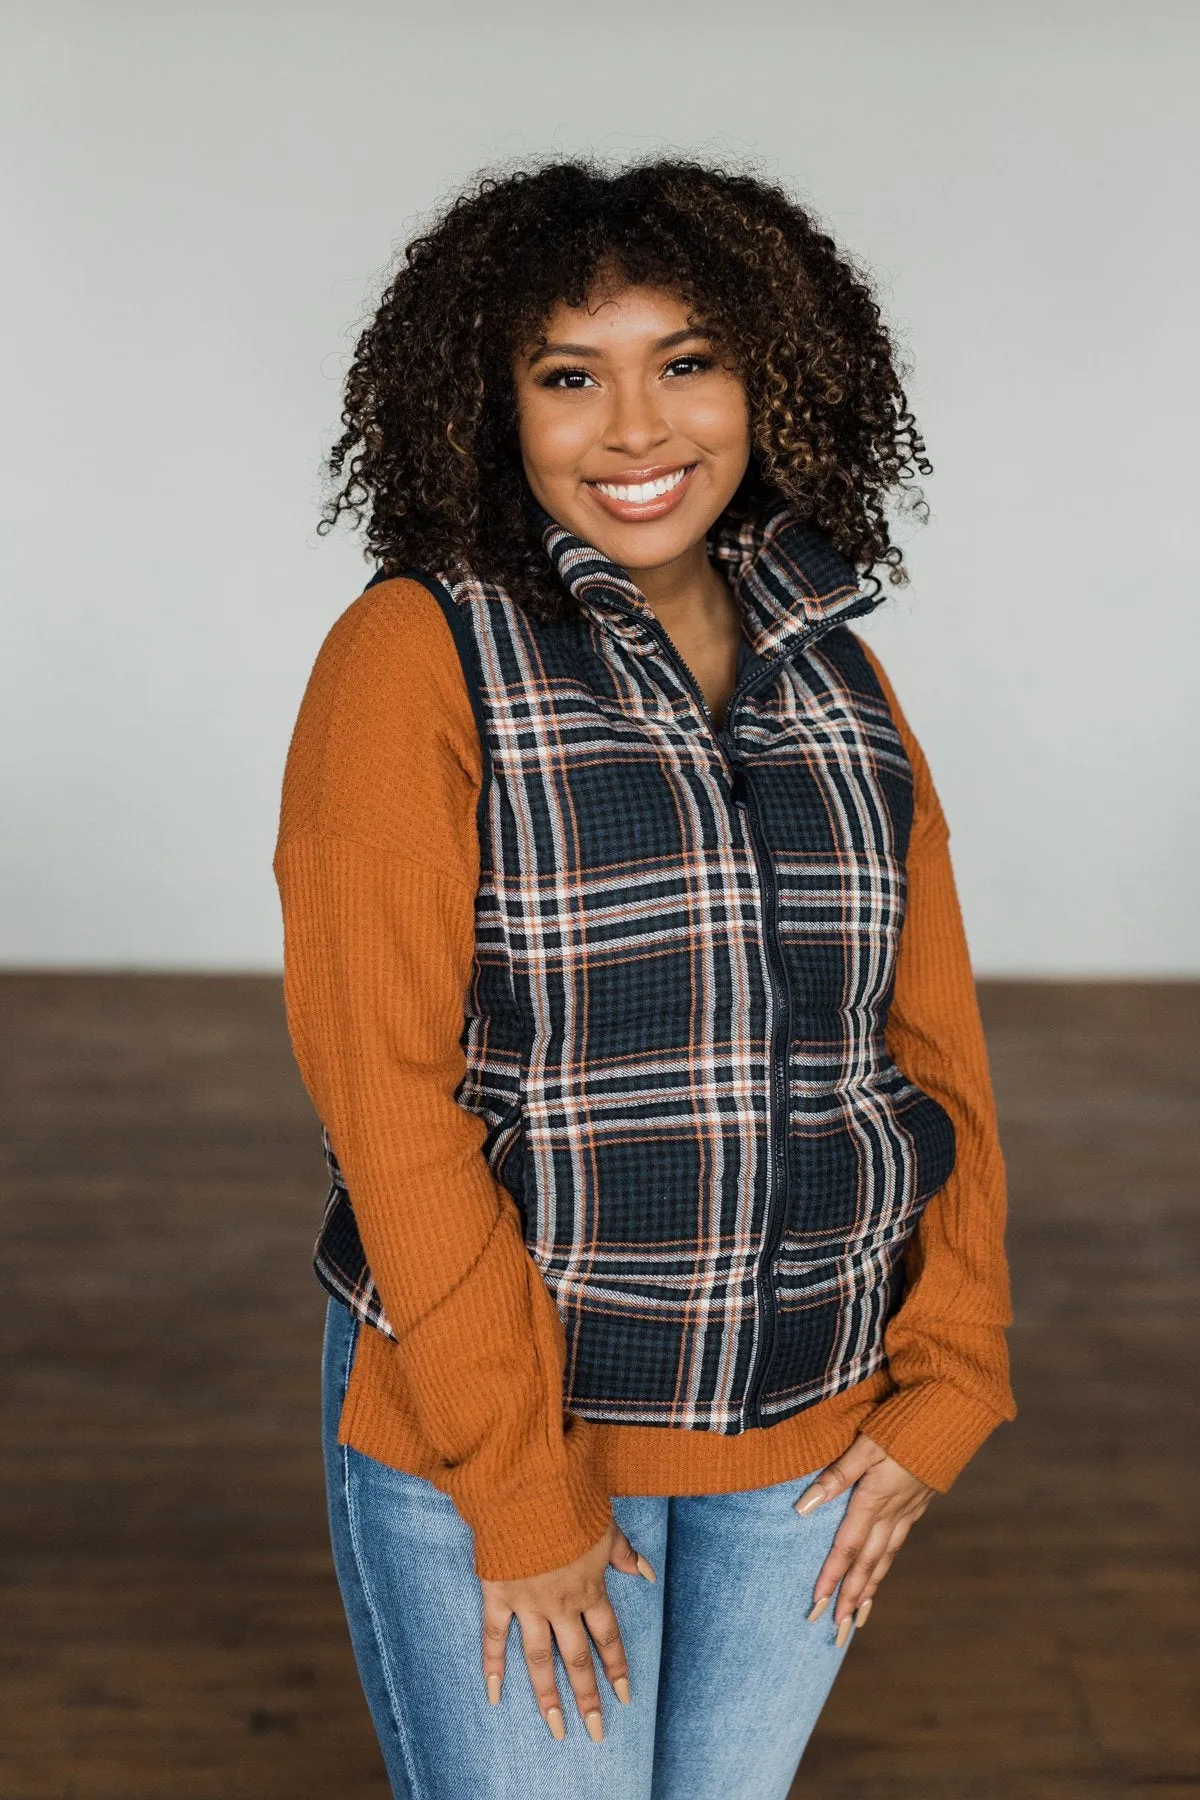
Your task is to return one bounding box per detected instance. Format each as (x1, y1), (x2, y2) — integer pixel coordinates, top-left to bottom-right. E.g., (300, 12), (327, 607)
(854, 1598), (873, 1630)
(794, 1487), (826, 1516)
(806, 1595), (830, 1623)
(835, 1616), (853, 1649)
(585, 1709), (604, 1743)
(613, 1675), (631, 1705)
(636, 1553), (657, 1583)
(486, 1672), (502, 1705)
(546, 1706), (566, 1740)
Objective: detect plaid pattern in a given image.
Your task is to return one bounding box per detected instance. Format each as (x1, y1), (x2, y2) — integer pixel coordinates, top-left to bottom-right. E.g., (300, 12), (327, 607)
(315, 501), (956, 1431)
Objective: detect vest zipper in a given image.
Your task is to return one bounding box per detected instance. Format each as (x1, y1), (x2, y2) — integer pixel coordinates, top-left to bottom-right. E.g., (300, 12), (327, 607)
(598, 591), (875, 1427)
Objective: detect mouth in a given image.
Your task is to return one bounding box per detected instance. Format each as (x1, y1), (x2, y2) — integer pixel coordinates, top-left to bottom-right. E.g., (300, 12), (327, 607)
(584, 462), (698, 522)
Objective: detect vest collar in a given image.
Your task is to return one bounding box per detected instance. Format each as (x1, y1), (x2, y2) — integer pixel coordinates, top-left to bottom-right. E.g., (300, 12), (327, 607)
(535, 498), (879, 662)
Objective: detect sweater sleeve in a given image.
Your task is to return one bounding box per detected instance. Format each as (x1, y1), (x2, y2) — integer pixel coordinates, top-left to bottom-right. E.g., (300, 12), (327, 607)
(855, 639), (1017, 1488)
(273, 578), (612, 1579)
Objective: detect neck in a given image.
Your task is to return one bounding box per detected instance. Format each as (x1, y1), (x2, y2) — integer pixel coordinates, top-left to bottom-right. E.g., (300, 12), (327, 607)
(632, 537), (735, 633)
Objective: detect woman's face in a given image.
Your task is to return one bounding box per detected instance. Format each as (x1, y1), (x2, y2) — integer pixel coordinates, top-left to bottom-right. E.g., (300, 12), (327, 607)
(513, 282), (751, 576)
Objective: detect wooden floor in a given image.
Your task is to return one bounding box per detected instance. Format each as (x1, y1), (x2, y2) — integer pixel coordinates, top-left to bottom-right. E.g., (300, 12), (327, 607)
(1, 977), (1197, 1800)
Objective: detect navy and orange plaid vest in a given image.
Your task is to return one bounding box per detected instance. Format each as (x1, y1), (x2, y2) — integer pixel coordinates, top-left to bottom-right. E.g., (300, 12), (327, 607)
(315, 501), (956, 1433)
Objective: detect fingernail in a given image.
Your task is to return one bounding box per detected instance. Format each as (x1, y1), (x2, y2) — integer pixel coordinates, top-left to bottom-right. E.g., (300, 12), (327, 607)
(486, 1672), (502, 1705)
(806, 1595), (830, 1623)
(835, 1616), (853, 1649)
(854, 1598), (873, 1629)
(613, 1675), (631, 1705)
(585, 1709), (604, 1743)
(546, 1706), (567, 1740)
(636, 1553), (657, 1583)
(794, 1487), (826, 1516)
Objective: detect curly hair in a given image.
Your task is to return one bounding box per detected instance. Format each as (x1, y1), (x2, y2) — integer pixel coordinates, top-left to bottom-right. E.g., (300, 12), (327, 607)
(319, 157), (931, 622)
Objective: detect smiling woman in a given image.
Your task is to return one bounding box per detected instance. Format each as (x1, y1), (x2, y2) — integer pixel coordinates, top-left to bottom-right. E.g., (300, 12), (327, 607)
(514, 285), (753, 722)
(278, 157), (1014, 1800)
(319, 158), (930, 620)
(518, 305), (746, 530)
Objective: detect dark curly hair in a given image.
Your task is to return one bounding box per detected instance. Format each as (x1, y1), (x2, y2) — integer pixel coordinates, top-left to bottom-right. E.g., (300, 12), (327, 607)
(319, 156), (931, 622)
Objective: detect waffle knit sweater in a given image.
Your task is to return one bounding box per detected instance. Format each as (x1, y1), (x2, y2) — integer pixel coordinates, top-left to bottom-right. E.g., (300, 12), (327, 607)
(274, 576), (1015, 1582)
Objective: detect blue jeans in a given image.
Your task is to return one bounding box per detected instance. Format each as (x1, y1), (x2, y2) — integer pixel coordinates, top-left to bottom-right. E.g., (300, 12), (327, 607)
(322, 1298), (856, 1799)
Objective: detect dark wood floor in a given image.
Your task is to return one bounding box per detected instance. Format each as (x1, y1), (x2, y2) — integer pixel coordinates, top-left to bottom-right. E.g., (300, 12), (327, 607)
(1, 977), (1196, 1800)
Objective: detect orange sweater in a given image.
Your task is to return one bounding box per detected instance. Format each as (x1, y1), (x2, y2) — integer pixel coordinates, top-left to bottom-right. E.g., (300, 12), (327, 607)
(274, 577), (1015, 1581)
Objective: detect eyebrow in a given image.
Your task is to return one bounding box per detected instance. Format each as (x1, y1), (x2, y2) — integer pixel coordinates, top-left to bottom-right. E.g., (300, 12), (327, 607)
(526, 326), (711, 366)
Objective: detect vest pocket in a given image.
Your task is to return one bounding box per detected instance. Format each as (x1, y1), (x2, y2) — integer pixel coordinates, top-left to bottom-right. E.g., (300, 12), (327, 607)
(481, 1099), (526, 1210)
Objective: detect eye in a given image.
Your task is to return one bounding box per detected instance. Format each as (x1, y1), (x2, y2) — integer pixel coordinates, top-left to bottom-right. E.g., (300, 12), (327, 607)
(536, 365), (598, 390)
(663, 354), (715, 378)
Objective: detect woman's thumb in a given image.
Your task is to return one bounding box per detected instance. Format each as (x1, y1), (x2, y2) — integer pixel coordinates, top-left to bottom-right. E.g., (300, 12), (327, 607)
(609, 1526), (657, 1583)
(794, 1434), (884, 1515)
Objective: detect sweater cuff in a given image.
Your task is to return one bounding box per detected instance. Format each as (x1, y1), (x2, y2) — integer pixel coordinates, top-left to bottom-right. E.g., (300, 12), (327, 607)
(468, 1424), (614, 1582)
(860, 1381), (1011, 1490)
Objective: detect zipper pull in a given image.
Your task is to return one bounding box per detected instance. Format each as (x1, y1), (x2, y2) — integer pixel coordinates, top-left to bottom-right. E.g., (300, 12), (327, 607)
(729, 764), (748, 808)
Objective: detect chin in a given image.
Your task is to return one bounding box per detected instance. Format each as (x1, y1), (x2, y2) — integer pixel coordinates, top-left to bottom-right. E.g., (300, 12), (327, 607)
(599, 524), (688, 557)
(586, 510), (713, 570)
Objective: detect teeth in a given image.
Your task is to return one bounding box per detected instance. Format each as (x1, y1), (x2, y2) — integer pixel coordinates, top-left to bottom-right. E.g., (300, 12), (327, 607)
(594, 467), (689, 503)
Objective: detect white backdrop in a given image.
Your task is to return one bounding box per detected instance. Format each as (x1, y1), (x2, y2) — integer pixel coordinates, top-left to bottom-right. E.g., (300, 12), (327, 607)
(2, 0), (1197, 973)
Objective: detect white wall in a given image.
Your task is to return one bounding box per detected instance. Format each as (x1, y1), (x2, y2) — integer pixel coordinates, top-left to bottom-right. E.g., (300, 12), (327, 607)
(2, 0), (1196, 973)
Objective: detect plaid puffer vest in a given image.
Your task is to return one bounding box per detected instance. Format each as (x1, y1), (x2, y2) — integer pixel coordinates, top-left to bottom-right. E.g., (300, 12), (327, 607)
(315, 501), (956, 1433)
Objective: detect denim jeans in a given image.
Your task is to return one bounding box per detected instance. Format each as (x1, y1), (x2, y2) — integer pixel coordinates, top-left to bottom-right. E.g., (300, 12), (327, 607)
(322, 1298), (855, 1800)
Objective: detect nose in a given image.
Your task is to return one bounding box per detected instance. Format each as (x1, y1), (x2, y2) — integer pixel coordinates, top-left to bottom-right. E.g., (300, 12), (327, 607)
(604, 376), (671, 461)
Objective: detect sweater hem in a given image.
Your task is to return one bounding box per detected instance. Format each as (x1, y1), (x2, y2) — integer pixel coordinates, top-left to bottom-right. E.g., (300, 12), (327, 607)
(341, 1325), (895, 1505)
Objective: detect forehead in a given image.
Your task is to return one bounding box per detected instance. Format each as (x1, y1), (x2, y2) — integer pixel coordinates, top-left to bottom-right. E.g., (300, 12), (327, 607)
(529, 283), (701, 352)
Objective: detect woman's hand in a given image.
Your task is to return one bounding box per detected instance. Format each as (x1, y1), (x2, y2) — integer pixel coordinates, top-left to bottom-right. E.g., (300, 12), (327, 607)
(795, 1432), (935, 1642)
(480, 1520), (654, 1742)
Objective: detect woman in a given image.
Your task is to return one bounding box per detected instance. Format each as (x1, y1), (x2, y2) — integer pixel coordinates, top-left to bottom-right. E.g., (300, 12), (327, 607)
(274, 158), (1015, 1799)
